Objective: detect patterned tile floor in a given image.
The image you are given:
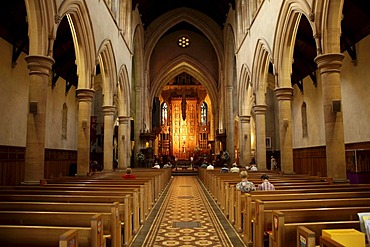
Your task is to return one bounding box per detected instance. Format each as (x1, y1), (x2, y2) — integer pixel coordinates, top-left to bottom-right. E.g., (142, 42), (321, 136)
(131, 176), (245, 247)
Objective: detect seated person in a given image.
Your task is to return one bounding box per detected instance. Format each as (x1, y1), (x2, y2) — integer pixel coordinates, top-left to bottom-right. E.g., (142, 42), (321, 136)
(206, 163), (214, 170)
(163, 162), (172, 168)
(152, 162), (160, 169)
(220, 163), (229, 173)
(122, 168), (136, 179)
(236, 171), (256, 192)
(258, 174), (275, 190)
(230, 163), (240, 173)
(250, 164), (258, 171)
(201, 161), (208, 168)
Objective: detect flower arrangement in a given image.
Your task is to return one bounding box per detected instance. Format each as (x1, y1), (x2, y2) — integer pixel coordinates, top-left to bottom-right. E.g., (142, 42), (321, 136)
(136, 152), (145, 162)
(221, 151), (230, 162)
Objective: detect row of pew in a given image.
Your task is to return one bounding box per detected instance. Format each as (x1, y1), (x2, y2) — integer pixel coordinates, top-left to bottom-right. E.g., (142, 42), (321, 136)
(198, 168), (370, 247)
(0, 168), (172, 247)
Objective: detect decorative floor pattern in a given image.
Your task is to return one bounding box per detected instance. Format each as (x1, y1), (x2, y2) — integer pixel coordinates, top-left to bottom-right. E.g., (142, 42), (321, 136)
(139, 176), (244, 247)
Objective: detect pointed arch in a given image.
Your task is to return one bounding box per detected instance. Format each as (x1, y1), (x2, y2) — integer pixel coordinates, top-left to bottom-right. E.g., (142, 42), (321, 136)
(238, 63), (252, 116)
(144, 7), (224, 72)
(251, 38), (272, 104)
(150, 54), (217, 104)
(118, 64), (131, 116)
(319, 0), (344, 54)
(25, 0), (57, 55)
(273, 0), (317, 87)
(57, 0), (97, 89)
(97, 39), (117, 106)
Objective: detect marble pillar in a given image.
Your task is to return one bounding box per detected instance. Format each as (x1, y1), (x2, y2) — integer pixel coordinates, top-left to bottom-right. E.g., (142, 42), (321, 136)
(253, 104), (267, 170)
(102, 105), (116, 171)
(76, 89), (95, 176)
(24, 55), (54, 183)
(275, 87), (294, 173)
(314, 53), (347, 182)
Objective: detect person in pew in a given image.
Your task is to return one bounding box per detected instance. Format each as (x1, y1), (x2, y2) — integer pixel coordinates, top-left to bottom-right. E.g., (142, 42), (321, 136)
(122, 168), (136, 179)
(206, 162), (215, 170)
(201, 160), (208, 168)
(152, 162), (161, 169)
(230, 162), (240, 173)
(236, 171), (256, 192)
(257, 174), (275, 190)
(220, 163), (229, 173)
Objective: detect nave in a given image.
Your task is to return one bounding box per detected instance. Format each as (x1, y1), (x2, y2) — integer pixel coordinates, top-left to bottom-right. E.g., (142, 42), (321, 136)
(131, 176), (245, 246)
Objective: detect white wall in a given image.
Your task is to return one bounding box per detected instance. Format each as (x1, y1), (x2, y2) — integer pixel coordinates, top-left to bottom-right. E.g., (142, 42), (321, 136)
(0, 38), (29, 147)
(341, 35), (370, 143)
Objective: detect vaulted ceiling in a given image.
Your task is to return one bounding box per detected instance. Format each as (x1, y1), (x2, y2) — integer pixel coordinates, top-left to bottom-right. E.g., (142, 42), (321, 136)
(0, 1), (370, 90)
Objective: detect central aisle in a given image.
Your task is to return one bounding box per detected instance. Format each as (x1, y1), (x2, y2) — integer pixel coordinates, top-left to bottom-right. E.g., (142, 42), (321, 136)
(132, 176), (245, 247)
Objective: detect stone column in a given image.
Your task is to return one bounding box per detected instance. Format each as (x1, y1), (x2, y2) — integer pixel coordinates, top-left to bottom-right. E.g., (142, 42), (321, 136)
(239, 115), (251, 167)
(134, 86), (143, 167)
(275, 87), (294, 173)
(76, 89), (95, 176)
(314, 53), (347, 182)
(24, 55), (54, 183)
(253, 104), (267, 170)
(102, 105), (116, 171)
(226, 85), (235, 163)
(118, 116), (130, 170)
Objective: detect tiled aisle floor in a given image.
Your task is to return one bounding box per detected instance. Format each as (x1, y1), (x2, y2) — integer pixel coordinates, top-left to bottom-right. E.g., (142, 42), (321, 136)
(131, 176), (245, 247)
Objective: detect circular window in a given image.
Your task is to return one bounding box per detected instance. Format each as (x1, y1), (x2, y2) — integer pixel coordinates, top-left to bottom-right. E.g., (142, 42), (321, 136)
(178, 35), (190, 48)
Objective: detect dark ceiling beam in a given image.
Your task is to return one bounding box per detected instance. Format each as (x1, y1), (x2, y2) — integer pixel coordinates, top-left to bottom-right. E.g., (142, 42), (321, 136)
(11, 36), (27, 68)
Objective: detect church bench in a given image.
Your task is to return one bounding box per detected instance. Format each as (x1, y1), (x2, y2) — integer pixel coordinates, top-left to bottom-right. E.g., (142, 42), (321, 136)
(0, 193), (134, 245)
(269, 209), (362, 247)
(0, 202), (122, 245)
(0, 186), (143, 230)
(258, 206), (370, 247)
(0, 210), (121, 247)
(241, 193), (370, 245)
(230, 184), (370, 235)
(296, 226), (316, 247)
(0, 214), (103, 247)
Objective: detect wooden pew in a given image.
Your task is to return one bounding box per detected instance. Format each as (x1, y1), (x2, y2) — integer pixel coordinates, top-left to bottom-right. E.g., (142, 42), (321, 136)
(59, 229), (79, 247)
(0, 186), (141, 233)
(243, 193), (370, 246)
(254, 201), (370, 247)
(269, 208), (366, 247)
(0, 213), (103, 247)
(0, 193), (133, 246)
(296, 226), (316, 247)
(0, 201), (121, 247)
(0, 210), (120, 247)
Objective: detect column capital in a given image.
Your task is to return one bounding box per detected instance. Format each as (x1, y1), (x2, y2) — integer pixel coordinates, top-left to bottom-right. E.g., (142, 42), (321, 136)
(102, 105), (116, 116)
(239, 115), (251, 123)
(76, 88), (95, 102)
(253, 104), (267, 115)
(25, 55), (54, 76)
(118, 116), (130, 124)
(274, 87), (293, 101)
(314, 53), (344, 74)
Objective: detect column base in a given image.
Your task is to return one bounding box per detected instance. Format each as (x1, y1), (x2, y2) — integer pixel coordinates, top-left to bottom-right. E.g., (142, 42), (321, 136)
(21, 181), (40, 185)
(281, 171), (296, 175)
(332, 178), (350, 184)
